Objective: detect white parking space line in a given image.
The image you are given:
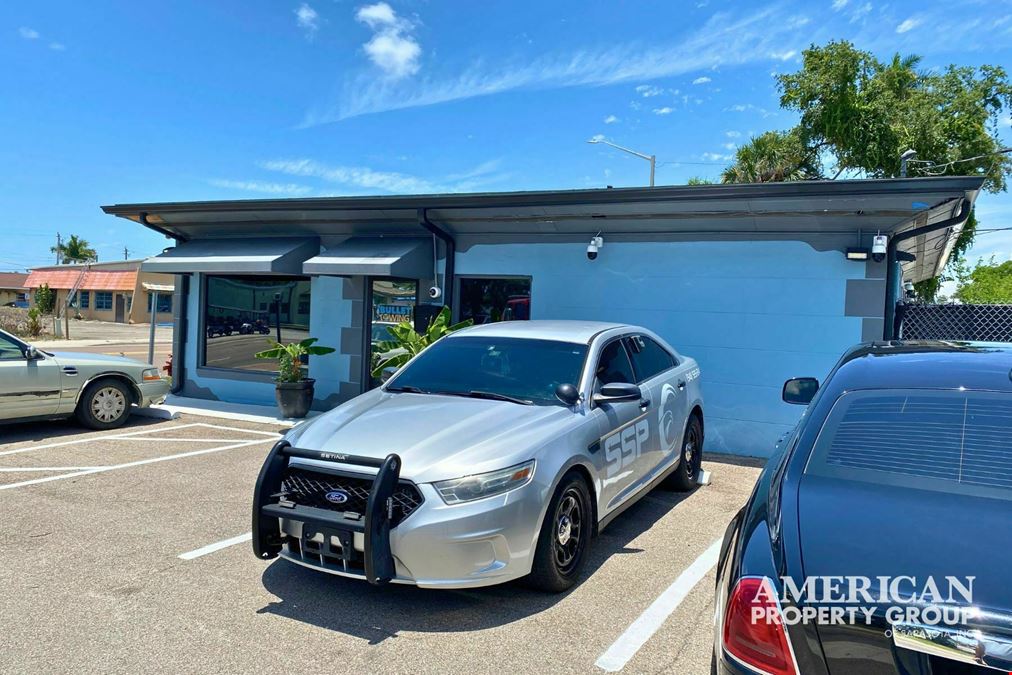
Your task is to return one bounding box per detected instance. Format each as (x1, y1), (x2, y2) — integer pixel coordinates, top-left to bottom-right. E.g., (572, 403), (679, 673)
(0, 423), (204, 457)
(595, 538), (723, 672)
(0, 466), (109, 472)
(0, 423), (281, 458)
(0, 439), (271, 492)
(178, 532), (252, 560)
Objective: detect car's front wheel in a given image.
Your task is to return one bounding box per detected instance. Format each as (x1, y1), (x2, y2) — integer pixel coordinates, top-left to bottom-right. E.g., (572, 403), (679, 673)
(76, 379), (132, 430)
(526, 471), (592, 593)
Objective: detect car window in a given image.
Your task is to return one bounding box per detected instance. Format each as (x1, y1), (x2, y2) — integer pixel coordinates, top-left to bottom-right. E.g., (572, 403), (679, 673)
(807, 390), (1012, 500)
(626, 335), (676, 382)
(0, 333), (25, 360)
(388, 336), (587, 406)
(595, 339), (636, 387)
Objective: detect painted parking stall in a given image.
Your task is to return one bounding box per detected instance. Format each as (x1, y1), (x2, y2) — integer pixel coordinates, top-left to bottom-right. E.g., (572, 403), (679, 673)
(0, 414), (761, 673)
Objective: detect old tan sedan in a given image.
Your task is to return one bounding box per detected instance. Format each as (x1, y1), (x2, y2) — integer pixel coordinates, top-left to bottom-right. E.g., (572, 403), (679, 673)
(0, 329), (169, 429)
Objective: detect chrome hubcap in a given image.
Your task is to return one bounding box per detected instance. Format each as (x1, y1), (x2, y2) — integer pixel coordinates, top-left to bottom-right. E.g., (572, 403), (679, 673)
(91, 387), (126, 423)
(557, 515), (572, 546)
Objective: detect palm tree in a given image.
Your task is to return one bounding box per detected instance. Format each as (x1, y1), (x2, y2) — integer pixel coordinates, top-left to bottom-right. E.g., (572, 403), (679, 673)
(51, 235), (98, 264)
(721, 130), (821, 183)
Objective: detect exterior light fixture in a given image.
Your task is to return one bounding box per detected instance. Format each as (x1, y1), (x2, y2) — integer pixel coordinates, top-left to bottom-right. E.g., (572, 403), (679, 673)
(846, 247), (870, 261)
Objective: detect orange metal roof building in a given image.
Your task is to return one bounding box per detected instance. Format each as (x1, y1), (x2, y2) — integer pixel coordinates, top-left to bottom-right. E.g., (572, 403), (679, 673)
(24, 269), (138, 292)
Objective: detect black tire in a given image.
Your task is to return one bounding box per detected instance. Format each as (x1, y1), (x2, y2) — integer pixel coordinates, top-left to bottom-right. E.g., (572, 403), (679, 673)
(76, 378), (133, 430)
(666, 415), (703, 492)
(526, 471), (593, 593)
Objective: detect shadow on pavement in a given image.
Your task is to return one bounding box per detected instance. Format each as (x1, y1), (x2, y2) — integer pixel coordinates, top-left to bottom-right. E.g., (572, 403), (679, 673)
(0, 414), (166, 445)
(257, 487), (694, 643)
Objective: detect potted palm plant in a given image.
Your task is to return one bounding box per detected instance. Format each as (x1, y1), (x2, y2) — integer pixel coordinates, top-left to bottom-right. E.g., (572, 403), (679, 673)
(255, 338), (336, 418)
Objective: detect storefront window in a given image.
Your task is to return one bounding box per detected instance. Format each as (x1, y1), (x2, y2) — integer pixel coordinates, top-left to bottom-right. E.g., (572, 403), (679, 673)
(203, 276), (311, 372)
(95, 292), (113, 311)
(369, 279), (418, 387)
(458, 277), (531, 324)
(155, 294), (172, 313)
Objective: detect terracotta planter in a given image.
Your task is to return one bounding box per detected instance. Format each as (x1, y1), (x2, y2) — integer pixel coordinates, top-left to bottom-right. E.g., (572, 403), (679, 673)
(275, 379), (315, 418)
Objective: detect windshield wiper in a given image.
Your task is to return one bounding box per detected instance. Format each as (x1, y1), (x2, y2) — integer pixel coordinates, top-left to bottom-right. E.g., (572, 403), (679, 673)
(457, 390), (534, 405)
(385, 385), (429, 394)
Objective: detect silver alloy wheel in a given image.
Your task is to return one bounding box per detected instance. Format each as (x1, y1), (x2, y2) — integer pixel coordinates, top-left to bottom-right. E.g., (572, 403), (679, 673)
(91, 386), (127, 423)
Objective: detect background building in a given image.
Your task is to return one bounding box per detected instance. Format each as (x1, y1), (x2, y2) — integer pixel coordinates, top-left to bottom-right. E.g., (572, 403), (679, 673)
(0, 273), (28, 307)
(25, 260), (174, 324)
(103, 177), (981, 456)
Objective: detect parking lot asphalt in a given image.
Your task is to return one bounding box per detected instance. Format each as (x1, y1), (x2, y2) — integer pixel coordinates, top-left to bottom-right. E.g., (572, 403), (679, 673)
(0, 414), (762, 674)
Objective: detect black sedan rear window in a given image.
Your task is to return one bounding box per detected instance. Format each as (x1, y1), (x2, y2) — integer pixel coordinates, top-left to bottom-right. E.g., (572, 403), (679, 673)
(807, 390), (1012, 498)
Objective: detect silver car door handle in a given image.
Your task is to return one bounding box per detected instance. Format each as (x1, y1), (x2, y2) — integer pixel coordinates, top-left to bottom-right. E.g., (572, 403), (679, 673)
(677, 380), (686, 390)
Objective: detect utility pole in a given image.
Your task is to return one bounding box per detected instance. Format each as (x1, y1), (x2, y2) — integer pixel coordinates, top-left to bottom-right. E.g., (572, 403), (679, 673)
(124, 246), (129, 260)
(55, 232), (62, 265)
(586, 138), (657, 186)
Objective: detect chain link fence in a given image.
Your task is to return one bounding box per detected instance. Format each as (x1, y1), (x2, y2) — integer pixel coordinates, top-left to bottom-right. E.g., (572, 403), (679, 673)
(897, 303), (1012, 342)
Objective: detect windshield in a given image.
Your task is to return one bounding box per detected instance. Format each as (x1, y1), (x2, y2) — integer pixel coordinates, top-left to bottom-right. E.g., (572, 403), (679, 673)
(387, 336), (587, 405)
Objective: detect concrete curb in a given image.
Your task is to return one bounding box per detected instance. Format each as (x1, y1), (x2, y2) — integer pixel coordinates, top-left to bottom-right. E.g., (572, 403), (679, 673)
(144, 396), (321, 428)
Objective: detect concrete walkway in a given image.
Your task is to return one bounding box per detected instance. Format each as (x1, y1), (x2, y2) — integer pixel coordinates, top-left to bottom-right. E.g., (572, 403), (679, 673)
(135, 394), (320, 428)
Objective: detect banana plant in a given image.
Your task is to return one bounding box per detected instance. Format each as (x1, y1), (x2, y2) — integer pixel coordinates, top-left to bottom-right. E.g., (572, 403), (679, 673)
(255, 337), (336, 383)
(371, 306), (472, 378)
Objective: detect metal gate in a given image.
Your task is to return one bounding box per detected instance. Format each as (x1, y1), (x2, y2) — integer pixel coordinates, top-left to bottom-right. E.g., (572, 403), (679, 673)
(897, 303), (1012, 342)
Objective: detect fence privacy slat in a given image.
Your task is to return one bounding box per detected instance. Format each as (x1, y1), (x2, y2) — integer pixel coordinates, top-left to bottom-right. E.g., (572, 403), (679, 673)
(898, 304), (1012, 342)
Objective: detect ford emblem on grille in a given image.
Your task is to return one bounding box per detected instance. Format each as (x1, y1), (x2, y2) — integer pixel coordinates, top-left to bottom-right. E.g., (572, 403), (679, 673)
(325, 490), (349, 505)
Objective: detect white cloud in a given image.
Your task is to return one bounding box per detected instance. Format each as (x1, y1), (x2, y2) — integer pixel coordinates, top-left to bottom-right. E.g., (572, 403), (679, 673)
(18, 27), (39, 40)
(635, 84), (664, 97)
(770, 50), (796, 61)
(896, 16), (921, 33)
(850, 2), (872, 22)
(832, 0), (848, 10)
(702, 152), (734, 161)
(208, 179), (313, 196)
(692, 76), (711, 85)
(722, 142), (737, 150)
(295, 4), (319, 36)
(653, 106), (674, 115)
(260, 157), (506, 194)
(49, 42), (65, 51)
(723, 103), (771, 116)
(603, 114), (619, 124)
(355, 2), (421, 79)
(725, 130), (741, 138)
(999, 114), (1012, 127)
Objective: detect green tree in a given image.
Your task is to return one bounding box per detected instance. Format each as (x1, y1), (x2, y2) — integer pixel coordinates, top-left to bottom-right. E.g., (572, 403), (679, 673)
(721, 40), (1012, 298)
(686, 176), (715, 185)
(721, 130), (821, 183)
(34, 283), (56, 314)
(371, 306), (472, 378)
(953, 257), (1012, 304)
(51, 234), (98, 264)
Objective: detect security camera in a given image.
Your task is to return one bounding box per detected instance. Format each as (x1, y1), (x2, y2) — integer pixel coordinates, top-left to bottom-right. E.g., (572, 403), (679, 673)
(587, 236), (604, 261)
(872, 235), (888, 263)
(428, 286), (442, 300)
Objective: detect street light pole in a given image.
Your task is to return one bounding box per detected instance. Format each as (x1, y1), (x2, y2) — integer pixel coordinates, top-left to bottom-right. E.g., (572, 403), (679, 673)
(587, 138), (656, 187)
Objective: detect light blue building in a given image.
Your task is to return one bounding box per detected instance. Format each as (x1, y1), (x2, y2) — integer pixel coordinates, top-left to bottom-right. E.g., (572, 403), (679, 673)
(104, 177), (981, 456)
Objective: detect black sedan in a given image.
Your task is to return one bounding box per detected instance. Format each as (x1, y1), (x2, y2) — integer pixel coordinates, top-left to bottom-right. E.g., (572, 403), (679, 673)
(713, 341), (1012, 675)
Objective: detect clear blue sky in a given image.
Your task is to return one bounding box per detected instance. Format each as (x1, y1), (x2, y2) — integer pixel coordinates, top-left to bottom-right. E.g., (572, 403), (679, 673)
(2, 0), (1011, 272)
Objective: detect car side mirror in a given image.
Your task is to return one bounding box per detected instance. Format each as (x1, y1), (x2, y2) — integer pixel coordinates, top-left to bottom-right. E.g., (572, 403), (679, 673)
(783, 377), (819, 405)
(24, 346), (39, 361)
(555, 383), (580, 406)
(593, 382), (643, 404)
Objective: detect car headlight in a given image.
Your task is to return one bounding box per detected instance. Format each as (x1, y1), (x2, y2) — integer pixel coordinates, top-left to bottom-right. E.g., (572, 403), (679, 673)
(434, 460), (536, 505)
(141, 368), (161, 381)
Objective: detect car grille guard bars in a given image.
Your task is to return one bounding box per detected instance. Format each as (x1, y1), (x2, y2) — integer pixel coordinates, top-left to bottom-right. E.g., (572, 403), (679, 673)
(252, 440), (403, 585)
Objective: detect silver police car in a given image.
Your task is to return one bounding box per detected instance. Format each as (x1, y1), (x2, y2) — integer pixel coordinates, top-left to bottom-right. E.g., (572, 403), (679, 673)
(253, 320), (704, 592)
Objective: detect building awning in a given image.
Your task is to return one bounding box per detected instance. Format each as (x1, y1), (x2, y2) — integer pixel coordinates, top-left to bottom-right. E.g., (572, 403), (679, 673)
(141, 238), (319, 274)
(141, 282), (175, 293)
(303, 237), (433, 277)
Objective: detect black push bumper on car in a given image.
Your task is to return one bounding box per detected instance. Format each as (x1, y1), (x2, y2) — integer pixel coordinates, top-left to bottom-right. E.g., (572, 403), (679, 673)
(252, 440), (404, 585)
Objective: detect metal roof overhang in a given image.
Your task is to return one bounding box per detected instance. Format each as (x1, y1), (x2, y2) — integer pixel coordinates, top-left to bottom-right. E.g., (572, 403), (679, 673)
(140, 237), (319, 274)
(303, 237), (432, 277)
(106, 177), (983, 283)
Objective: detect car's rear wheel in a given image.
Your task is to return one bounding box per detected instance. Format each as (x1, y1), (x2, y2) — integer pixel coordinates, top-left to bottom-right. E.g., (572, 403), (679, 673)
(667, 414), (703, 492)
(76, 379), (132, 430)
(526, 471), (592, 593)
